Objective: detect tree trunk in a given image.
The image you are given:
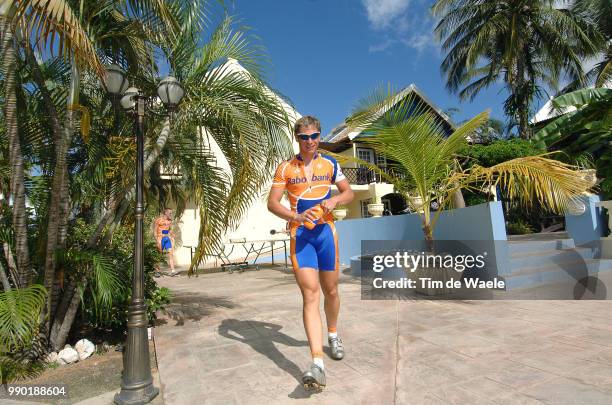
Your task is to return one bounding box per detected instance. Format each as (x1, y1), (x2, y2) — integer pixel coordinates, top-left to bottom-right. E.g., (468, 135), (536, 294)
(423, 224), (434, 253)
(3, 242), (19, 289)
(452, 187), (466, 209)
(515, 61), (531, 140)
(101, 197), (131, 246)
(19, 30), (71, 340)
(50, 279), (81, 350)
(518, 96), (530, 140)
(1, 15), (31, 287)
(0, 260), (11, 291)
(43, 64), (79, 332)
(49, 276), (77, 349)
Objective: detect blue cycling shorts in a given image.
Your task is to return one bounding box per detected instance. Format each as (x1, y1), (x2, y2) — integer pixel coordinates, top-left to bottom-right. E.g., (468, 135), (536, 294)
(160, 232), (172, 251)
(290, 222), (338, 272)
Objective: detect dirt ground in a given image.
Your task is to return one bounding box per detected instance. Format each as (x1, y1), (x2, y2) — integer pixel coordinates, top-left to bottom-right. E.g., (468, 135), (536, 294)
(8, 342), (157, 404)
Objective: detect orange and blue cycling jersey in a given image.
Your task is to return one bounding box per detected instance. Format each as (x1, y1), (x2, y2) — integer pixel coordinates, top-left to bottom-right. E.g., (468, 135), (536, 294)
(272, 152), (346, 272)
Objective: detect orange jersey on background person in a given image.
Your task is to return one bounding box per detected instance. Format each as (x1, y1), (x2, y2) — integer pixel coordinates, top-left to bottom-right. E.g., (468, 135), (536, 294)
(271, 152), (346, 229)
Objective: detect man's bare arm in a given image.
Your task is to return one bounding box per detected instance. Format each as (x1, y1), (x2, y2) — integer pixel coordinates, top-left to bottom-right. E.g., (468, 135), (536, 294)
(321, 179), (354, 213)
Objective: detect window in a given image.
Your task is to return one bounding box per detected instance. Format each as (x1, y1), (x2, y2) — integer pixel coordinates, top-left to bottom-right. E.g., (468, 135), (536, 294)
(356, 148), (375, 164)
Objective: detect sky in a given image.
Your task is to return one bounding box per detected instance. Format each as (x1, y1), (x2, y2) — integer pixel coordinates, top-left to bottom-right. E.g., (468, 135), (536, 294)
(226, 0), (512, 136)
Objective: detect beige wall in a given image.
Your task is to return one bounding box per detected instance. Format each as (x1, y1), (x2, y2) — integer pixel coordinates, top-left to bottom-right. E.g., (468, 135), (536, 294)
(338, 146), (358, 168)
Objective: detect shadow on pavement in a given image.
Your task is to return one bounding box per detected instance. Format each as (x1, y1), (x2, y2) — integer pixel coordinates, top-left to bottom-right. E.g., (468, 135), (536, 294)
(218, 319), (321, 399)
(156, 292), (235, 326)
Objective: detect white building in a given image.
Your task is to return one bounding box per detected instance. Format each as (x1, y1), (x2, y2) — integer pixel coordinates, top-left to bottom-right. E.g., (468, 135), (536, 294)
(170, 59), (301, 268)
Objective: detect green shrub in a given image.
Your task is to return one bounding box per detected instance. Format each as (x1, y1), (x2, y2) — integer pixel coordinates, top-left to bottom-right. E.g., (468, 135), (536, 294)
(64, 220), (169, 333)
(459, 139), (544, 168)
(0, 286), (47, 384)
(146, 287), (171, 321)
(506, 219), (535, 235)
(462, 191), (489, 207)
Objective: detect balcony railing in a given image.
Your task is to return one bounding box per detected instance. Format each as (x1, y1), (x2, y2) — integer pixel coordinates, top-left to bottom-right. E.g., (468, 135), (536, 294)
(342, 167), (402, 185)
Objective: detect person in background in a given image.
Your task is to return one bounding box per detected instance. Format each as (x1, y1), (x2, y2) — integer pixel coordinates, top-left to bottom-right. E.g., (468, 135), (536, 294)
(154, 208), (176, 276)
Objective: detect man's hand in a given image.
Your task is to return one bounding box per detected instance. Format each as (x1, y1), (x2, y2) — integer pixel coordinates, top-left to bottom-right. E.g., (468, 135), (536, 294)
(293, 207), (319, 224)
(321, 198), (338, 213)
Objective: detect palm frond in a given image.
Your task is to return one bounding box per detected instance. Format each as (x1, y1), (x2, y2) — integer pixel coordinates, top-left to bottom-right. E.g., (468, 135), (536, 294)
(13, 0), (104, 76)
(468, 154), (595, 213)
(0, 285), (46, 351)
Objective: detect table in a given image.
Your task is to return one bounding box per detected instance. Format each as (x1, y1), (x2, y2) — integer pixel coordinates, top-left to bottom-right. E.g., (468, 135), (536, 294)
(217, 238), (290, 273)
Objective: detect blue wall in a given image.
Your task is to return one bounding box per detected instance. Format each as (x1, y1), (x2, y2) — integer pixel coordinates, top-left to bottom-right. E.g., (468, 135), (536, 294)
(334, 202), (508, 266)
(565, 194), (606, 245)
(258, 202), (509, 277)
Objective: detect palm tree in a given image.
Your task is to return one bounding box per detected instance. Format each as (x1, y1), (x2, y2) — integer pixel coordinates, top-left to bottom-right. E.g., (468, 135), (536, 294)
(432, 0), (602, 139)
(566, 0), (611, 90)
(346, 90), (594, 247)
(91, 8), (295, 273)
(1, 2), (31, 288)
(3, 0), (294, 351)
(7, 0), (175, 347)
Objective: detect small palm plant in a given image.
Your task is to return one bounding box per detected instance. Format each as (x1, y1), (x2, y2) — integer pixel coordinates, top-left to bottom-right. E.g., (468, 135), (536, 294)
(345, 89), (594, 248)
(0, 285), (47, 384)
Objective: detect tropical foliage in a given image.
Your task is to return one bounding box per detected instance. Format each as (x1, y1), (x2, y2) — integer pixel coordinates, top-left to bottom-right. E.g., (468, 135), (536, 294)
(534, 87), (612, 196)
(459, 139), (544, 169)
(432, 0), (603, 139)
(564, 0), (612, 90)
(0, 0), (293, 363)
(346, 89), (594, 243)
(0, 285), (46, 384)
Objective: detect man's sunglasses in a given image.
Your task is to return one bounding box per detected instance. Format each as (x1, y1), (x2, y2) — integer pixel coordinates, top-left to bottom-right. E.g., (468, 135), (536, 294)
(297, 132), (321, 141)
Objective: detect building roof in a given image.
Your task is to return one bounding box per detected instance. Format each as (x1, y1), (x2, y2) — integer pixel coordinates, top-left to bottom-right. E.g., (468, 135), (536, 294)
(221, 58), (301, 124)
(531, 81), (612, 125)
(324, 84), (456, 143)
(530, 97), (577, 125)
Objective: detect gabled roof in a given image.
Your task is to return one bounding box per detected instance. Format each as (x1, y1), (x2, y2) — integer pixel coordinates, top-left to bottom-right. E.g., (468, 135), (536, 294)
(220, 58), (301, 123)
(324, 84), (456, 143)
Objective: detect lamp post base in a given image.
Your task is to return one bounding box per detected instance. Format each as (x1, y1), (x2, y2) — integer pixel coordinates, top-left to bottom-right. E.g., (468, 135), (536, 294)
(114, 383), (159, 405)
(114, 304), (158, 405)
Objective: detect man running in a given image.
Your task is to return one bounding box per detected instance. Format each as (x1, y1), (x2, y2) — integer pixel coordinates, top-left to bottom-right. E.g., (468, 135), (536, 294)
(267, 115), (354, 391)
(154, 208), (176, 276)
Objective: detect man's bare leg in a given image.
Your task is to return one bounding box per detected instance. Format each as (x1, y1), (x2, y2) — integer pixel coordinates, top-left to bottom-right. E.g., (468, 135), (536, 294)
(293, 266), (326, 389)
(320, 269), (343, 359)
(319, 270), (339, 330)
(293, 267), (323, 358)
(167, 249), (175, 274)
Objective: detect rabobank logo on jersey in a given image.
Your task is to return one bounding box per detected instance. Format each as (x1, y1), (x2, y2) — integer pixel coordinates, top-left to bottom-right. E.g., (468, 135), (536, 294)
(312, 174), (331, 182)
(287, 174), (331, 184)
(288, 177), (307, 184)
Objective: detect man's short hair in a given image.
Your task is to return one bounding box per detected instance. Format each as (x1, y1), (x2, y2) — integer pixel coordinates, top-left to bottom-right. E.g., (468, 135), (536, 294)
(294, 115), (321, 135)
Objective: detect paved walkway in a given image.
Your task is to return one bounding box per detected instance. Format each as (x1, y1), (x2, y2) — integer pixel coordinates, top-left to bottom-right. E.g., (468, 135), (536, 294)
(154, 267), (612, 404)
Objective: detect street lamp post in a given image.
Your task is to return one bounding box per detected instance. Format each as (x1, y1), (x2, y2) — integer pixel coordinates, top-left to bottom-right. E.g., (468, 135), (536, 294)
(103, 65), (184, 405)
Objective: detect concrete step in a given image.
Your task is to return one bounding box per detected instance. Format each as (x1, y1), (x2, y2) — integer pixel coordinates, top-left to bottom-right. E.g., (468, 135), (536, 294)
(509, 247), (596, 271)
(507, 231), (570, 241)
(504, 258), (612, 290)
(508, 238), (575, 255)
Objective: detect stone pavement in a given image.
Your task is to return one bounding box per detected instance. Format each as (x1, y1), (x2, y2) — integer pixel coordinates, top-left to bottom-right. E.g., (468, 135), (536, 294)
(154, 267), (612, 404)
